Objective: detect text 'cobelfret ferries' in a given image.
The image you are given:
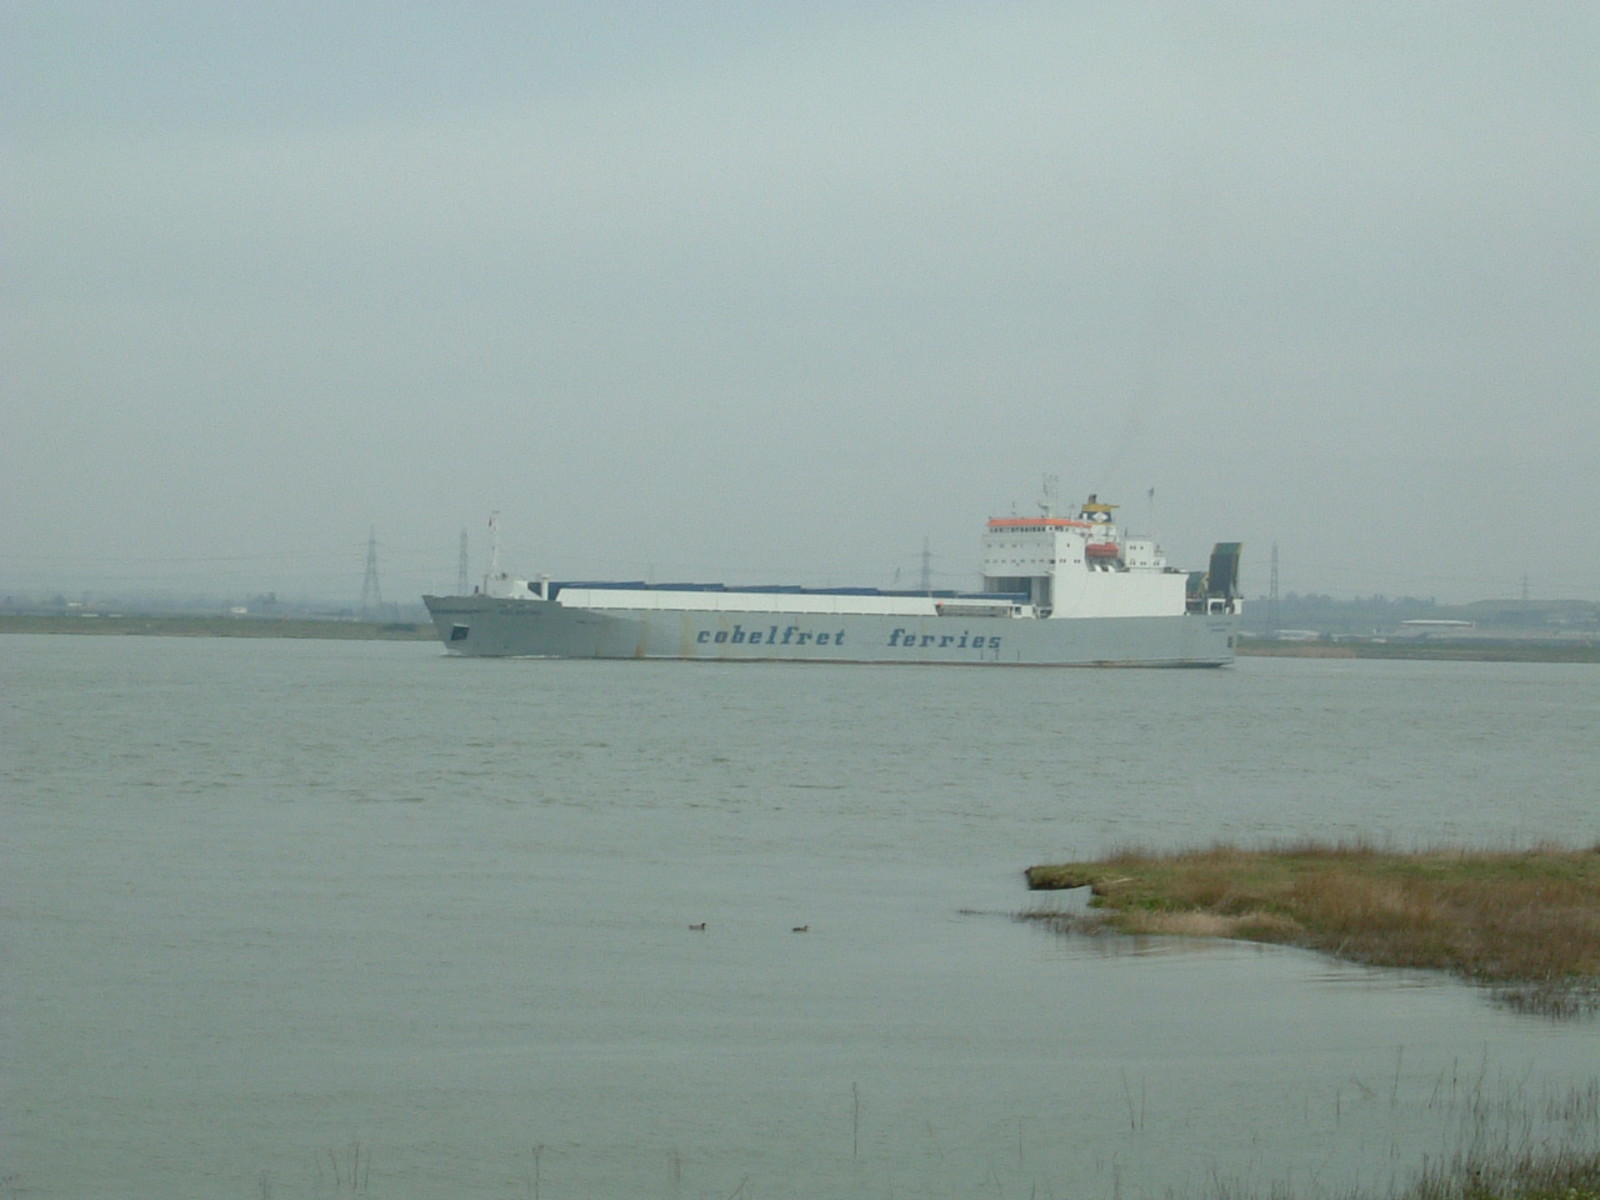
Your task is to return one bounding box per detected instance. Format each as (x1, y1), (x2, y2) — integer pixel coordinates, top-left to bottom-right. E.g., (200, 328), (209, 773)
(693, 625), (1003, 651)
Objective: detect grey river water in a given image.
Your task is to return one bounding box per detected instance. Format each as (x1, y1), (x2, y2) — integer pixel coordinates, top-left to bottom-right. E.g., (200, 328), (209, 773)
(3, 635), (1599, 1199)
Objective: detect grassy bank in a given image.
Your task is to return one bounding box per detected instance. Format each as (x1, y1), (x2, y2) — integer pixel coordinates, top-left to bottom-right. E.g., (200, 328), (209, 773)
(1026, 843), (1600, 1015)
(0, 613), (435, 640)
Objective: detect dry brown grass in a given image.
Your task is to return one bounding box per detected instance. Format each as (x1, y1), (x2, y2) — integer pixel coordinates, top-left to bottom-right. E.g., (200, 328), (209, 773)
(1026, 842), (1600, 1006)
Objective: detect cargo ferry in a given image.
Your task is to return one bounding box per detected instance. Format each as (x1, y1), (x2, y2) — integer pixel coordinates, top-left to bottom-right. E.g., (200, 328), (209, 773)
(423, 496), (1241, 666)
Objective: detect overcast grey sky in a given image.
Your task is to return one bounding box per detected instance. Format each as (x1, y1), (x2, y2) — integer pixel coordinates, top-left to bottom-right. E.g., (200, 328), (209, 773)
(6, 2), (1597, 603)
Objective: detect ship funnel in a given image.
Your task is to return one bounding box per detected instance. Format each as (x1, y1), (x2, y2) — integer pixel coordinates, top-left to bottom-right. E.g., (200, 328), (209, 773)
(1207, 542), (1242, 598)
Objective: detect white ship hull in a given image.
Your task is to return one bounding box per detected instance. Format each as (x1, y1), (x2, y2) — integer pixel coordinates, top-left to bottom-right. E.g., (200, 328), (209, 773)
(422, 594), (1238, 666)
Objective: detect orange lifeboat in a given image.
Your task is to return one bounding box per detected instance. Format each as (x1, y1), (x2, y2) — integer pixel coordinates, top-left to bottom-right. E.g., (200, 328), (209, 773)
(1086, 542), (1119, 558)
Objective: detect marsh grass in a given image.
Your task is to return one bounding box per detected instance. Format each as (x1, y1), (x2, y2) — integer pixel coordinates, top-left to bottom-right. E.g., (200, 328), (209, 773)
(1202, 1151), (1600, 1200)
(1182, 1076), (1600, 1200)
(1025, 842), (1600, 1015)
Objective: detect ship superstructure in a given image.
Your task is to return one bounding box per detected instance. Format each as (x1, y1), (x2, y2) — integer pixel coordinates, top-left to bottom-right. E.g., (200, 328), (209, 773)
(981, 493), (1192, 619)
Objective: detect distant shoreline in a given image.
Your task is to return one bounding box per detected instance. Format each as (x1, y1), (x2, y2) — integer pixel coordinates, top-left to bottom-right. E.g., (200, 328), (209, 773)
(1237, 636), (1600, 663)
(0, 613), (435, 641)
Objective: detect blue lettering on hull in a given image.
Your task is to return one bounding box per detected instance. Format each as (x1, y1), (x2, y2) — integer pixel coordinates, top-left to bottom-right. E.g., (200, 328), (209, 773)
(888, 628), (1001, 652)
(696, 624), (848, 647)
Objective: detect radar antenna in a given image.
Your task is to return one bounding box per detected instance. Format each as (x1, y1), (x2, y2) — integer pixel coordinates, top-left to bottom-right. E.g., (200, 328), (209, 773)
(1038, 474), (1060, 517)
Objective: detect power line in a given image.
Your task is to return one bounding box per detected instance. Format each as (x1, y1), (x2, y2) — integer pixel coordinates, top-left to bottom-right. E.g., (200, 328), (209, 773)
(359, 527), (384, 617)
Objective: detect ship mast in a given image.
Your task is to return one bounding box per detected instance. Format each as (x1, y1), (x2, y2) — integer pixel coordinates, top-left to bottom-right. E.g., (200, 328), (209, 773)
(488, 511), (501, 586)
